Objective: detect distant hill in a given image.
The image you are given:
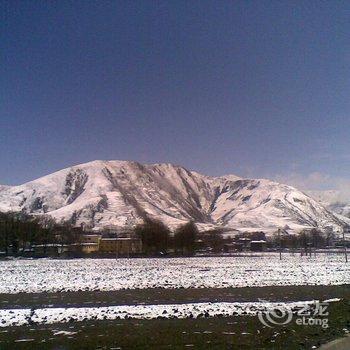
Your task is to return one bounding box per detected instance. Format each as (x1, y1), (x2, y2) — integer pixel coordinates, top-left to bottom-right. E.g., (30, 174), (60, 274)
(0, 160), (346, 235)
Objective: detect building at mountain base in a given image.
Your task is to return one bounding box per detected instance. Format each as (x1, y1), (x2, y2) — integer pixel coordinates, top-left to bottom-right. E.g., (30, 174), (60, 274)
(98, 237), (142, 256)
(22, 234), (143, 258)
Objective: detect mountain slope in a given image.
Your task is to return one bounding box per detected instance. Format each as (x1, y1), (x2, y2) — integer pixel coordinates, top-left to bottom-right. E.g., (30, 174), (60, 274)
(307, 190), (350, 219)
(0, 160), (346, 234)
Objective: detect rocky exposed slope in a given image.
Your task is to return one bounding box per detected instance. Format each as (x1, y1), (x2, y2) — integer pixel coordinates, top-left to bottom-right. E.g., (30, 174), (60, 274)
(0, 160), (346, 234)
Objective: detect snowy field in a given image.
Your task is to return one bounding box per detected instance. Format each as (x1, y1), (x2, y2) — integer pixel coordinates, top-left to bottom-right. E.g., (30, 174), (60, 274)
(0, 253), (349, 294)
(0, 300), (325, 327)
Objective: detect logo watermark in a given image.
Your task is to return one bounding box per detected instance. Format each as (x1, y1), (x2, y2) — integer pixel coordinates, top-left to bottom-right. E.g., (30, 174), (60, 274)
(258, 301), (329, 329)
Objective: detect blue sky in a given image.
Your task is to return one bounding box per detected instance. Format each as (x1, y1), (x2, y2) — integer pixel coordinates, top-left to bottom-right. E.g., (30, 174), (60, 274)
(1, 1), (350, 190)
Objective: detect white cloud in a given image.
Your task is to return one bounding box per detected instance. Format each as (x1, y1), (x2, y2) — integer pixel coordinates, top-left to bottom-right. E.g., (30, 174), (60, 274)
(273, 172), (350, 202)
(274, 172), (331, 191)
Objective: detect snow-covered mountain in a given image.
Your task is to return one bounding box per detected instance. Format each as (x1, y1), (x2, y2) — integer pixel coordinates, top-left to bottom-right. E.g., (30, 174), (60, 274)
(307, 190), (350, 219)
(0, 160), (346, 234)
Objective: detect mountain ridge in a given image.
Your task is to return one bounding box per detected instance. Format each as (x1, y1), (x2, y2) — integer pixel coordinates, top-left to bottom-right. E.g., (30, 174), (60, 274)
(0, 160), (346, 235)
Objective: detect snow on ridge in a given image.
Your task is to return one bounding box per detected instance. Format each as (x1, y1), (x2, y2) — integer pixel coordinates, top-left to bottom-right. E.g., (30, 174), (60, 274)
(0, 159), (346, 233)
(0, 185), (11, 190)
(307, 190), (350, 219)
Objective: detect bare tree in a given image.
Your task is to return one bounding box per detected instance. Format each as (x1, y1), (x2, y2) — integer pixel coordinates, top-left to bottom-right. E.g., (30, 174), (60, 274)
(343, 226), (348, 263)
(174, 221), (198, 255)
(135, 218), (170, 255)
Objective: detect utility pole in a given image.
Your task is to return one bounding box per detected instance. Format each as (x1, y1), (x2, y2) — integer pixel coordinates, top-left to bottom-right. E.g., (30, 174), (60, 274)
(313, 230), (317, 258)
(343, 228), (348, 263)
(278, 228), (282, 260)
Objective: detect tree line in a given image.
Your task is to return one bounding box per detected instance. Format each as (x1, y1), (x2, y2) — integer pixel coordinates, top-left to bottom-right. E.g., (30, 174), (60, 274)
(0, 212), (200, 257)
(0, 211), (347, 258)
(0, 212), (83, 256)
(269, 227), (335, 251)
(134, 218), (198, 255)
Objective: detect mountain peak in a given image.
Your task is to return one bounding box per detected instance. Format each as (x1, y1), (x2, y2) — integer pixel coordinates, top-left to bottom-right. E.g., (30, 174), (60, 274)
(0, 160), (345, 234)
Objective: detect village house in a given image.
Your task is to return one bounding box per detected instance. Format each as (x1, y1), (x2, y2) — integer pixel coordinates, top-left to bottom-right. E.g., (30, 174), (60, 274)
(237, 237), (251, 250)
(82, 234), (102, 244)
(98, 237), (142, 256)
(80, 243), (100, 254)
(250, 240), (267, 252)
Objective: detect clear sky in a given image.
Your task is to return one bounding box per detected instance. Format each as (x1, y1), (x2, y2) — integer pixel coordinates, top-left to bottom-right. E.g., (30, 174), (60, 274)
(1, 1), (350, 191)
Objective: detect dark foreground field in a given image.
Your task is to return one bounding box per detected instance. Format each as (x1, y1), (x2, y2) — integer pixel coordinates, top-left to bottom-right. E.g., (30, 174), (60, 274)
(1, 285), (350, 309)
(0, 285), (349, 349)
